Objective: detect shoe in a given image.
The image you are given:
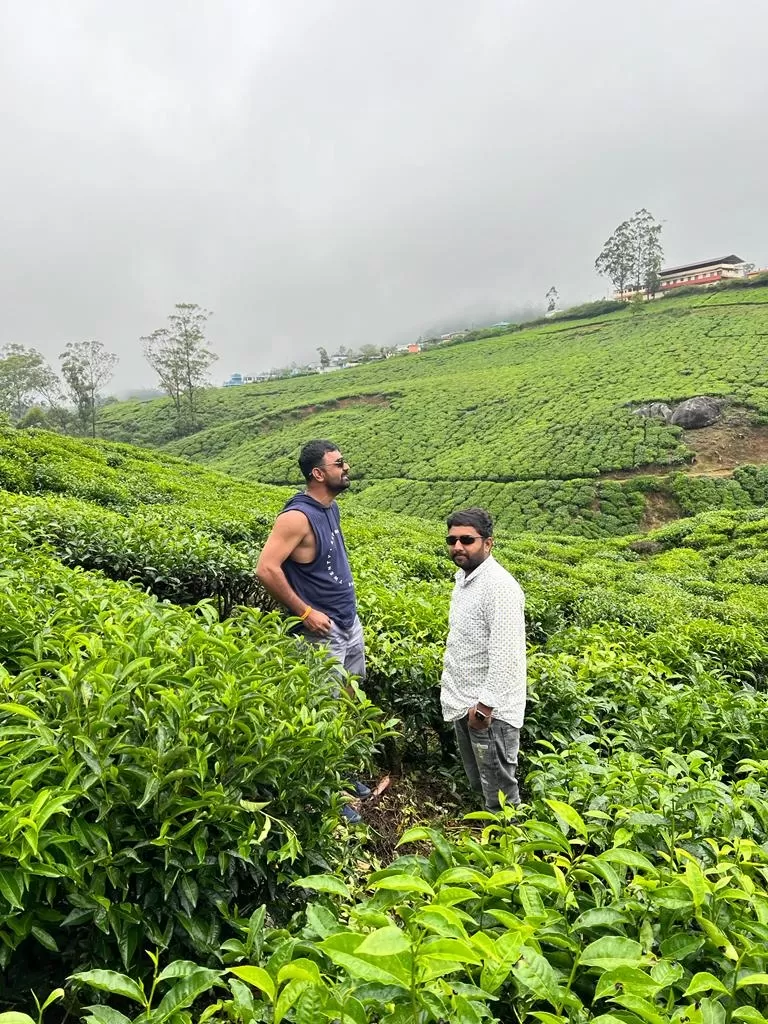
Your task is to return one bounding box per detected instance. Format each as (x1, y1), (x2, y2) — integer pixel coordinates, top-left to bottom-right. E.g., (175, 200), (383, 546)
(352, 780), (372, 800)
(341, 804), (362, 825)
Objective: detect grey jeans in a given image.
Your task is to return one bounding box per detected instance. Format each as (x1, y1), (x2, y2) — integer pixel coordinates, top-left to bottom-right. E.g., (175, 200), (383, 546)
(300, 615), (366, 680)
(453, 715), (520, 810)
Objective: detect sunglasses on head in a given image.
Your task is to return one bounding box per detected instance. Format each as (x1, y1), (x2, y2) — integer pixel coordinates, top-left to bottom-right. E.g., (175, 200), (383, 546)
(446, 534), (482, 546)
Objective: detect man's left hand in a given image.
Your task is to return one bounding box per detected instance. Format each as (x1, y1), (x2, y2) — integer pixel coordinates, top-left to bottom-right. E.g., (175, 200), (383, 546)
(468, 703), (493, 731)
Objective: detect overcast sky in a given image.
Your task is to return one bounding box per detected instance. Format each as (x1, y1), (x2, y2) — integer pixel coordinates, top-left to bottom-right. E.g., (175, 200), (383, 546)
(1, 0), (766, 390)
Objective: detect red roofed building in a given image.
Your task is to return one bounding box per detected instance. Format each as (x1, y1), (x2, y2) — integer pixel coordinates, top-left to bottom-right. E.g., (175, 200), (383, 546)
(659, 254), (749, 292)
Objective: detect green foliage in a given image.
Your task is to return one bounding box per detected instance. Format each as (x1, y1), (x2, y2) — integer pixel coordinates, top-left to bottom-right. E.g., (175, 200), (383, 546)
(93, 285), (768, 537)
(2, 428), (768, 1021)
(64, 787), (768, 1022)
(60, 341), (118, 438)
(0, 535), (386, 984)
(0, 345), (59, 424)
(555, 298), (628, 320)
(142, 303), (218, 437)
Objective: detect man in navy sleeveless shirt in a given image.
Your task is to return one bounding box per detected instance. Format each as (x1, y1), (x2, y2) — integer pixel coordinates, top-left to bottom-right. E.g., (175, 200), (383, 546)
(256, 439), (365, 681)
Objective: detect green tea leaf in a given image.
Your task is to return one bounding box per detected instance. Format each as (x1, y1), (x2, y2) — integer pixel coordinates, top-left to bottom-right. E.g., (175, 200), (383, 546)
(598, 848), (658, 875)
(572, 908), (629, 931)
(420, 938), (483, 965)
(659, 931), (704, 960)
(595, 966), (661, 1000)
(356, 926), (411, 957)
(410, 904), (468, 939)
(81, 1008), (132, 1024)
(684, 971), (729, 996)
(737, 973), (768, 990)
(39, 990), (65, 1013)
(0, 871), (24, 910)
(545, 799), (587, 838)
(649, 960), (683, 988)
(293, 874), (351, 896)
(230, 966), (276, 1001)
(733, 1008), (768, 1024)
(609, 994), (668, 1024)
(154, 969), (222, 1021)
(397, 826), (431, 845)
(683, 861), (710, 907)
(696, 914), (738, 961)
(581, 936), (644, 970)
(69, 970), (146, 1006)
(274, 979), (312, 1024)
(512, 947), (560, 1005)
(158, 960), (214, 981)
(368, 873), (435, 896)
(451, 995), (483, 1024)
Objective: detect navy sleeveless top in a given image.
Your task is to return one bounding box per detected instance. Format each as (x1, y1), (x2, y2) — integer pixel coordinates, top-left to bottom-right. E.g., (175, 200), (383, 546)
(280, 492), (357, 629)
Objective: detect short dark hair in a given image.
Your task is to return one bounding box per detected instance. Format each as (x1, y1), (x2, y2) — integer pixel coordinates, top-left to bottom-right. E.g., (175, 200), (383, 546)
(446, 507), (494, 538)
(299, 439), (339, 481)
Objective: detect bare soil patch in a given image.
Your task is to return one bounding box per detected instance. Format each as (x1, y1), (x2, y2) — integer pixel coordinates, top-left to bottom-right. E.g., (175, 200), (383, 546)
(356, 773), (465, 865)
(289, 394), (390, 420)
(603, 409), (768, 482)
(682, 413), (768, 474)
(640, 492), (684, 532)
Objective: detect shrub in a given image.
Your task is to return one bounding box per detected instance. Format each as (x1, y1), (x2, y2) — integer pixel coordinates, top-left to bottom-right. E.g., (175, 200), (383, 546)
(0, 540), (386, 984)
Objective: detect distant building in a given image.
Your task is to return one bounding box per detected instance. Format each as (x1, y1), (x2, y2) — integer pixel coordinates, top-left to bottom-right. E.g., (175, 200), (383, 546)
(223, 373), (256, 387)
(659, 254), (750, 292)
(617, 254), (752, 300)
(407, 343), (421, 354)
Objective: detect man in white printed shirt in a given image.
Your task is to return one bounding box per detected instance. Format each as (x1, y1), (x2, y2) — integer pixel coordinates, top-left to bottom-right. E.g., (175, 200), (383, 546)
(441, 507), (526, 809)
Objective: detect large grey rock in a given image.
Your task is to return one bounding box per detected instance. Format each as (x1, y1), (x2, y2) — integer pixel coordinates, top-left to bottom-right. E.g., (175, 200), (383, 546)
(634, 402), (673, 422)
(670, 396), (722, 429)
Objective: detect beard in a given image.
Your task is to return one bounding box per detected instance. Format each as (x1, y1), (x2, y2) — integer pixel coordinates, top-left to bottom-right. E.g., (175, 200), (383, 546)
(451, 550), (485, 573)
(328, 474), (351, 494)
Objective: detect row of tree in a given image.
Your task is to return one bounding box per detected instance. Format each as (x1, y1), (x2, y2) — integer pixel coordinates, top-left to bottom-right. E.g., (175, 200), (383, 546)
(0, 340), (117, 436)
(0, 304), (217, 437)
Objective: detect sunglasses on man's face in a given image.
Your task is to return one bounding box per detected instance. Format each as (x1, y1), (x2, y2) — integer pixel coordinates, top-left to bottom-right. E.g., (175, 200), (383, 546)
(324, 458), (348, 468)
(446, 535), (482, 546)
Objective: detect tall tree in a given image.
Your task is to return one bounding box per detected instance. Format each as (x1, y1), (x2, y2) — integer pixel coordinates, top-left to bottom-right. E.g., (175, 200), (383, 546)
(595, 218), (635, 298)
(545, 286), (560, 313)
(60, 340), (118, 437)
(142, 304), (216, 435)
(0, 344), (60, 422)
(630, 208), (663, 297)
(316, 346), (330, 369)
(595, 210), (664, 299)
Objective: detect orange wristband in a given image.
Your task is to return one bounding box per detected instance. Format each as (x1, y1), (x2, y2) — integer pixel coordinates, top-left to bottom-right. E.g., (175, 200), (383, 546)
(299, 606), (313, 621)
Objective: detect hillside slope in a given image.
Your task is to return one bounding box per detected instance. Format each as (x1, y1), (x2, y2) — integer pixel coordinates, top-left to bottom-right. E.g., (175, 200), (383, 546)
(97, 287), (768, 536)
(4, 428), (768, 1016)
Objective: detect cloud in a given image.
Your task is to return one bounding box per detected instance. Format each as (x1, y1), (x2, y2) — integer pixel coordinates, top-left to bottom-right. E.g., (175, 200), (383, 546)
(1, 0), (766, 390)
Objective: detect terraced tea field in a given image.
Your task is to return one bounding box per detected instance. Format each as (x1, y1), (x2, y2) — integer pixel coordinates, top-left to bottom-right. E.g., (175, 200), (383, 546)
(97, 286), (768, 535)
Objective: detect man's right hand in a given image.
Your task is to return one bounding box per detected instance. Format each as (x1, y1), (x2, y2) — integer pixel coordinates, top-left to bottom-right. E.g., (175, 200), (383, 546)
(304, 609), (333, 635)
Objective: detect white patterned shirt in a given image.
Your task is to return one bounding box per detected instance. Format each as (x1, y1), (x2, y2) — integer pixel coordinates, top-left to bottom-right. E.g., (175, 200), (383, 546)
(440, 555), (527, 728)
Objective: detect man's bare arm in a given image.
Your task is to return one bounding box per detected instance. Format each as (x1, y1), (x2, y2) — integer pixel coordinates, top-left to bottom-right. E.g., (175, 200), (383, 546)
(255, 512), (332, 634)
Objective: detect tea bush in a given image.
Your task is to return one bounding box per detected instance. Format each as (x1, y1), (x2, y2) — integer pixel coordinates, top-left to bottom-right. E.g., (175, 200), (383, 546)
(91, 286), (768, 537)
(2, 429), (768, 1021)
(0, 529), (388, 992)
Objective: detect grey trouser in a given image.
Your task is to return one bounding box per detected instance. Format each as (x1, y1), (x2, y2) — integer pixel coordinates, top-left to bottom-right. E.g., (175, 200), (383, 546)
(301, 615), (366, 680)
(453, 716), (520, 810)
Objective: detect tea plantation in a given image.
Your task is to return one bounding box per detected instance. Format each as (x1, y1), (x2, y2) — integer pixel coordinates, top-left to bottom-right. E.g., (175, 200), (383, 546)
(95, 284), (768, 537)
(3, 428), (768, 1022)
